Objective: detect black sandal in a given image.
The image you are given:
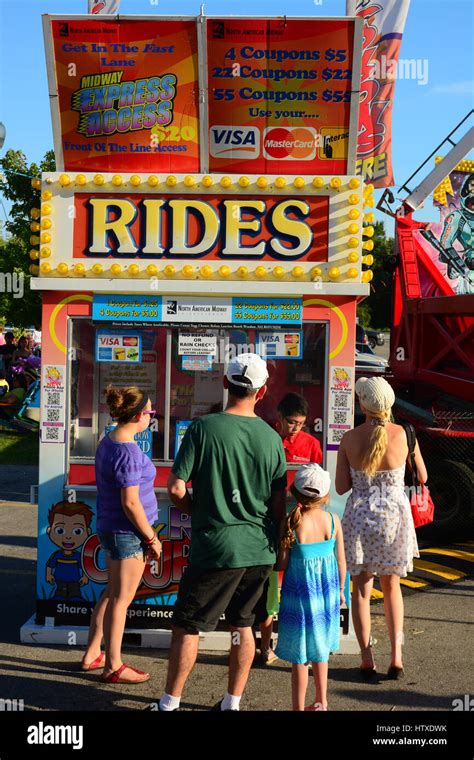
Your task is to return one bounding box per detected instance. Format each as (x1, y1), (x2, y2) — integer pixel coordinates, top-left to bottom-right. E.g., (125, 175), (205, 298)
(387, 665), (405, 680)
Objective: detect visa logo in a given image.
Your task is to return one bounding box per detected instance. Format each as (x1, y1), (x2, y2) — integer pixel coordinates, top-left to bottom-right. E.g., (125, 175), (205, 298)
(210, 125), (260, 159)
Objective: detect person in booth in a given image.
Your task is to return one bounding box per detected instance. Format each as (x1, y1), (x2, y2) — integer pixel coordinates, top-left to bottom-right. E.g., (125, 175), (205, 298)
(257, 392), (323, 665)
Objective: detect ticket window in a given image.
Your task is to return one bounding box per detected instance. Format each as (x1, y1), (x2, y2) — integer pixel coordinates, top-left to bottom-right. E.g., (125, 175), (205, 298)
(68, 319), (327, 466)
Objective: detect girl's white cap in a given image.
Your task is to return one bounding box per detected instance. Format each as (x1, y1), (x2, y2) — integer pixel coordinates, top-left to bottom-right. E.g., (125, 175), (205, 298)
(294, 463), (331, 498)
(355, 376), (395, 413)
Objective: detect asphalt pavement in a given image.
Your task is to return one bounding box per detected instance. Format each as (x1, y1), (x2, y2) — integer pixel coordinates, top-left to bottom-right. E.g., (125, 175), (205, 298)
(0, 502), (472, 714)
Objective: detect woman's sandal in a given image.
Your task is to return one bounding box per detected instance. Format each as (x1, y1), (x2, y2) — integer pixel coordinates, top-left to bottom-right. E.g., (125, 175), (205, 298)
(387, 665), (405, 680)
(101, 663), (150, 684)
(359, 645), (377, 681)
(81, 652), (105, 671)
(304, 704), (328, 711)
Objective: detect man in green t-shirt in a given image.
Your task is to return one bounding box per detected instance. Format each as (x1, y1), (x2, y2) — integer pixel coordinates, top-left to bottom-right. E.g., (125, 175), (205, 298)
(158, 353), (287, 712)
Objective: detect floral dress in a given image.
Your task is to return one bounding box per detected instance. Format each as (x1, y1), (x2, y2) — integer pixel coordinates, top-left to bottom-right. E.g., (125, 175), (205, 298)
(342, 465), (419, 577)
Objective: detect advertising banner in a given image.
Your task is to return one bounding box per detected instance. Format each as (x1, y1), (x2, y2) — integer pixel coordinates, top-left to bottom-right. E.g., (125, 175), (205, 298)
(347, 0), (411, 186)
(45, 17), (200, 171)
(206, 17), (360, 175)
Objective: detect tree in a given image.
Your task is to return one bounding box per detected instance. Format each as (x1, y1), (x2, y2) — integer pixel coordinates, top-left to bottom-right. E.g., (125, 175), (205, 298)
(357, 220), (395, 330)
(0, 149), (55, 327)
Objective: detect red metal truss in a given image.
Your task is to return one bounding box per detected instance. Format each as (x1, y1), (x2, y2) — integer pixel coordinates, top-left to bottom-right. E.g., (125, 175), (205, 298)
(390, 215), (474, 402)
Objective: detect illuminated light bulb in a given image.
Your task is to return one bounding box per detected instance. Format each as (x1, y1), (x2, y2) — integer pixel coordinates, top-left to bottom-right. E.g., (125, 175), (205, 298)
(58, 174), (71, 187)
(238, 176), (250, 188)
(57, 262), (69, 275)
(275, 176), (286, 188)
(30, 222), (40, 232)
(146, 265), (158, 277)
(40, 262), (52, 274)
(128, 264), (140, 276)
(364, 183), (375, 195)
(41, 203), (52, 215)
(93, 174), (105, 185)
(311, 266), (323, 279)
(219, 265), (231, 278)
(363, 225), (374, 237)
(328, 267), (340, 280)
(184, 175), (195, 187)
(40, 247), (51, 258)
(111, 175), (123, 186)
(201, 175), (213, 187)
(75, 174), (87, 186)
(348, 208), (360, 220)
(347, 267), (359, 278)
(348, 237), (359, 248)
(329, 177), (342, 189)
(110, 264), (122, 276)
(363, 254), (374, 266)
(130, 175), (141, 187)
(364, 212), (374, 223)
(348, 194), (360, 205)
(164, 264), (176, 277)
(362, 270), (373, 283)
(220, 176), (232, 188)
(256, 176), (268, 189)
(182, 265), (195, 278)
(41, 218), (52, 229)
(349, 178), (361, 189)
(31, 178), (42, 190)
(365, 197), (375, 207)
(363, 239), (374, 251)
(41, 191), (52, 201)
(166, 175), (177, 187)
(255, 266), (267, 279)
(29, 250), (39, 260)
(237, 266), (249, 278)
(312, 177), (324, 188)
(147, 175), (159, 187)
(30, 208), (41, 219)
(200, 265), (213, 278)
(73, 263), (85, 276)
(348, 223), (359, 234)
(347, 252), (359, 263)
(29, 264), (39, 275)
(294, 176), (305, 189)
(40, 232), (52, 244)
(30, 235), (40, 245)
(292, 266), (304, 278)
(273, 266), (285, 279)
(92, 263), (103, 275)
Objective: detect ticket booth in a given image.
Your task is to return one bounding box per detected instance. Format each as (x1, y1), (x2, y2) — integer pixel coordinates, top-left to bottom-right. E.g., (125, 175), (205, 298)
(21, 13), (374, 652)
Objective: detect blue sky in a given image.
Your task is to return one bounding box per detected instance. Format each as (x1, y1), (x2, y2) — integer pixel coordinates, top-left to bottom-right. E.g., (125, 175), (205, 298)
(0, 0), (473, 234)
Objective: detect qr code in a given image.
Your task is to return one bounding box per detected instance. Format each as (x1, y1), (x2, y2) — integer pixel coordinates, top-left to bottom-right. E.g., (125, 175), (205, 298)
(46, 408), (61, 422)
(47, 392), (61, 406)
(331, 429), (345, 443)
(45, 427), (60, 441)
(334, 393), (349, 409)
(333, 411), (348, 424)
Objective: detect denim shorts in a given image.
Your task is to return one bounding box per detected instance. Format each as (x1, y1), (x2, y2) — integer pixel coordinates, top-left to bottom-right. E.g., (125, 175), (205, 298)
(98, 531), (148, 561)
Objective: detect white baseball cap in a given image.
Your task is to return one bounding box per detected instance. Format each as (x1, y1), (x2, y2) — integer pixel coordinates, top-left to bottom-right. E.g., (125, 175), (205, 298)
(355, 376), (395, 413)
(294, 463), (331, 498)
(226, 352), (269, 391)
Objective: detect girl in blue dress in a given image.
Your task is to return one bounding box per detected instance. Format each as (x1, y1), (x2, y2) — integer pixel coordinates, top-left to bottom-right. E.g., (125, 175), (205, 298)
(275, 463), (346, 711)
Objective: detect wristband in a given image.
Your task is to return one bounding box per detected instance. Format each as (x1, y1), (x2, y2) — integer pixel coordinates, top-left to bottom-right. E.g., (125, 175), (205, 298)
(143, 534), (156, 545)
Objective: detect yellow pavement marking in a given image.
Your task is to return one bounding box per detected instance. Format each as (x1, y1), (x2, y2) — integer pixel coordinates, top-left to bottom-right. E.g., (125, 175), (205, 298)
(400, 577), (430, 589)
(0, 501), (37, 507)
(420, 548), (474, 563)
(369, 588), (384, 600)
(413, 559), (467, 581)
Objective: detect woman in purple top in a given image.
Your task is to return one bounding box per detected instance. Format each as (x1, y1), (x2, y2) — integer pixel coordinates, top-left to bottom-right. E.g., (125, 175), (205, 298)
(81, 384), (161, 684)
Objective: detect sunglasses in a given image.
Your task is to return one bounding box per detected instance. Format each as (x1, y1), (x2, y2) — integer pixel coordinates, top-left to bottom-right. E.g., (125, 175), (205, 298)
(142, 409), (156, 419)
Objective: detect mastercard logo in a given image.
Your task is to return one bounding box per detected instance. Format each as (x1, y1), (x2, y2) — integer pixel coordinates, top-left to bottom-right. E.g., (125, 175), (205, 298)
(263, 127), (317, 161)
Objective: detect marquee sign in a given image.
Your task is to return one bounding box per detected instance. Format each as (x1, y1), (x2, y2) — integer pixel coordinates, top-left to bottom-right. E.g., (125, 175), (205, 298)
(34, 172), (367, 287)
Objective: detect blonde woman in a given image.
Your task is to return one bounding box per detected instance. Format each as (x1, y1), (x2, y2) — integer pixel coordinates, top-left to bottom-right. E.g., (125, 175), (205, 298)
(335, 377), (427, 680)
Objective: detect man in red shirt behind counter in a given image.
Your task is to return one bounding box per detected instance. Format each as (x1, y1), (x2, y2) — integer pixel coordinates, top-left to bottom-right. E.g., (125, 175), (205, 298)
(258, 392), (323, 665)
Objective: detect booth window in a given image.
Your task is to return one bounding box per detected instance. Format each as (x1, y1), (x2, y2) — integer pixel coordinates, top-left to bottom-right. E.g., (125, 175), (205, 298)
(69, 320), (327, 466)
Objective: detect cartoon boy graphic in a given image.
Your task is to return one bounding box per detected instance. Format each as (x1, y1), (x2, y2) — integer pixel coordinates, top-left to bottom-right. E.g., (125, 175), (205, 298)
(46, 501), (93, 601)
